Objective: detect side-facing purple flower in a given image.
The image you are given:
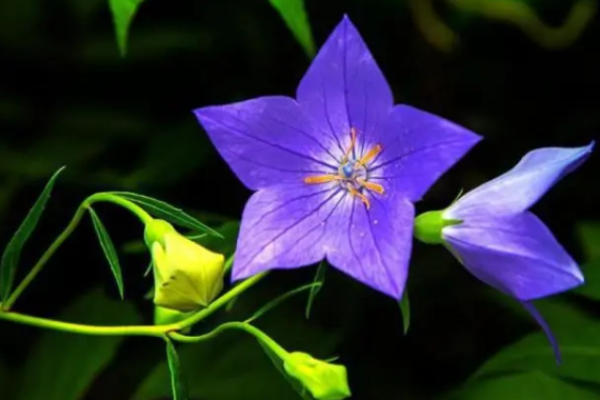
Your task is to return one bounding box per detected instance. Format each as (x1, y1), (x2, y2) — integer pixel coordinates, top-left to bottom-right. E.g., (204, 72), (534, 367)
(194, 15), (481, 299)
(415, 142), (594, 361)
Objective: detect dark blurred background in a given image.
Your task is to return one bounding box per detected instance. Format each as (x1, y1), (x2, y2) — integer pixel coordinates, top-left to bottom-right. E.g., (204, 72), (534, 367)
(0, 0), (599, 399)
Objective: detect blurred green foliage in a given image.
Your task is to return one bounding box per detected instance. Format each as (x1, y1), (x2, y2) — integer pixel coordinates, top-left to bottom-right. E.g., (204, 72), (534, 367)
(0, 0), (598, 398)
(456, 371), (599, 400)
(11, 289), (141, 400)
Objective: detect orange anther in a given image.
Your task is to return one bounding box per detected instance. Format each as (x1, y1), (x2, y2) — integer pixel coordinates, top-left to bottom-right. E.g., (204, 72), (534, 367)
(304, 174), (341, 184)
(358, 179), (385, 194)
(356, 144), (382, 167)
(347, 183), (371, 209)
(341, 127), (358, 163)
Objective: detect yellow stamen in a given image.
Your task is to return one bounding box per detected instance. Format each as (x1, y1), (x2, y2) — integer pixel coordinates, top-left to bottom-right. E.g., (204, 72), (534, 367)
(304, 174), (341, 184)
(358, 179), (385, 194)
(341, 127), (358, 163)
(356, 144), (382, 167)
(347, 183), (371, 209)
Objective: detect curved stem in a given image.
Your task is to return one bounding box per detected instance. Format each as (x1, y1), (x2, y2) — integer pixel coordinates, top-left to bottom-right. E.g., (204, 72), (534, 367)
(0, 272), (267, 337)
(170, 320), (289, 360)
(172, 271), (267, 330)
(2, 192), (152, 310)
(85, 193), (153, 224)
(0, 310), (170, 337)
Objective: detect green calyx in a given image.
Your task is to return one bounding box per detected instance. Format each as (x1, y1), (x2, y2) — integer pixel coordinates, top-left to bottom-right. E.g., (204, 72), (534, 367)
(144, 219), (176, 248)
(414, 210), (461, 245)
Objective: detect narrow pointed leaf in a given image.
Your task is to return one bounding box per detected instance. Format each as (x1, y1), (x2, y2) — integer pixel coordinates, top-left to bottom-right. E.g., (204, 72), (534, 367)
(0, 166), (65, 301)
(399, 291), (410, 334)
(305, 261), (327, 319)
(109, 192), (222, 238)
(246, 283), (322, 323)
(88, 207), (124, 299)
(108, 0), (145, 57)
(267, 0), (315, 58)
(166, 339), (188, 400)
(258, 341), (313, 400)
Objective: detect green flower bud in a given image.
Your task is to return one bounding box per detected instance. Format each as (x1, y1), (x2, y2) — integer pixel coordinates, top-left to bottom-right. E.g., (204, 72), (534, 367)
(144, 219), (177, 247)
(414, 210), (461, 245)
(145, 219), (225, 311)
(283, 352), (351, 400)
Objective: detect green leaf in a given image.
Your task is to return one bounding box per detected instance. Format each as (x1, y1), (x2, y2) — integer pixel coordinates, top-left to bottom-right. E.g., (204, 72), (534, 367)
(457, 371), (598, 400)
(246, 283), (322, 323)
(0, 166), (65, 301)
(574, 260), (600, 301)
(108, 0), (145, 57)
(258, 341), (313, 400)
(109, 192), (222, 238)
(399, 291), (410, 334)
(88, 207), (124, 299)
(576, 221), (600, 261)
(305, 261), (327, 319)
(166, 339), (188, 400)
(470, 299), (600, 385)
(267, 0), (315, 58)
(15, 288), (142, 400)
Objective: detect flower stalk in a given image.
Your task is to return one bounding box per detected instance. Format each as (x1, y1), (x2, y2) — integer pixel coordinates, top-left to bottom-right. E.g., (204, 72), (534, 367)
(0, 270), (267, 337)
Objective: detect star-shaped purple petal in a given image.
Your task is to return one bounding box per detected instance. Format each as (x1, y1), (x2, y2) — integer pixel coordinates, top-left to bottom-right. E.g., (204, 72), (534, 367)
(194, 15), (481, 299)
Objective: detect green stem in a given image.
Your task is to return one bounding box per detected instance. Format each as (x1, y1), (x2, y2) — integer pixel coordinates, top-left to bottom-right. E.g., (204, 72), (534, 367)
(0, 272), (267, 337)
(85, 192), (153, 224)
(170, 320), (289, 359)
(0, 310), (169, 337)
(2, 205), (88, 310)
(172, 271), (267, 330)
(224, 253), (235, 274)
(2, 192), (152, 310)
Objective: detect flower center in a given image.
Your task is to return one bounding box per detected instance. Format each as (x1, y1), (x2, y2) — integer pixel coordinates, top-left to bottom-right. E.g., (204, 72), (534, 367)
(303, 127), (384, 209)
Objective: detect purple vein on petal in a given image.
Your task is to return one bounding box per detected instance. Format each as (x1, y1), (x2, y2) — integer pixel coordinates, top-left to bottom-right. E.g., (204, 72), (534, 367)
(254, 186), (336, 227)
(320, 79), (347, 155)
(368, 138), (473, 174)
(263, 112), (341, 163)
(342, 19), (353, 133)
(243, 188), (344, 269)
(293, 192), (347, 256)
(205, 115), (338, 170)
(347, 199), (365, 282)
(358, 78), (371, 157)
(368, 195), (400, 295)
(232, 151), (332, 175)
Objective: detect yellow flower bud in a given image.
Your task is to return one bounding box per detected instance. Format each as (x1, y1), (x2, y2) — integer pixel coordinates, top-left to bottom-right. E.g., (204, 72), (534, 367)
(145, 219), (225, 311)
(283, 352), (351, 400)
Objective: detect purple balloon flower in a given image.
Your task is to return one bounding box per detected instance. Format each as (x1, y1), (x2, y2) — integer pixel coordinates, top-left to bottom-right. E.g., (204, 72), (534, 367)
(194, 15), (481, 299)
(422, 142), (593, 361)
